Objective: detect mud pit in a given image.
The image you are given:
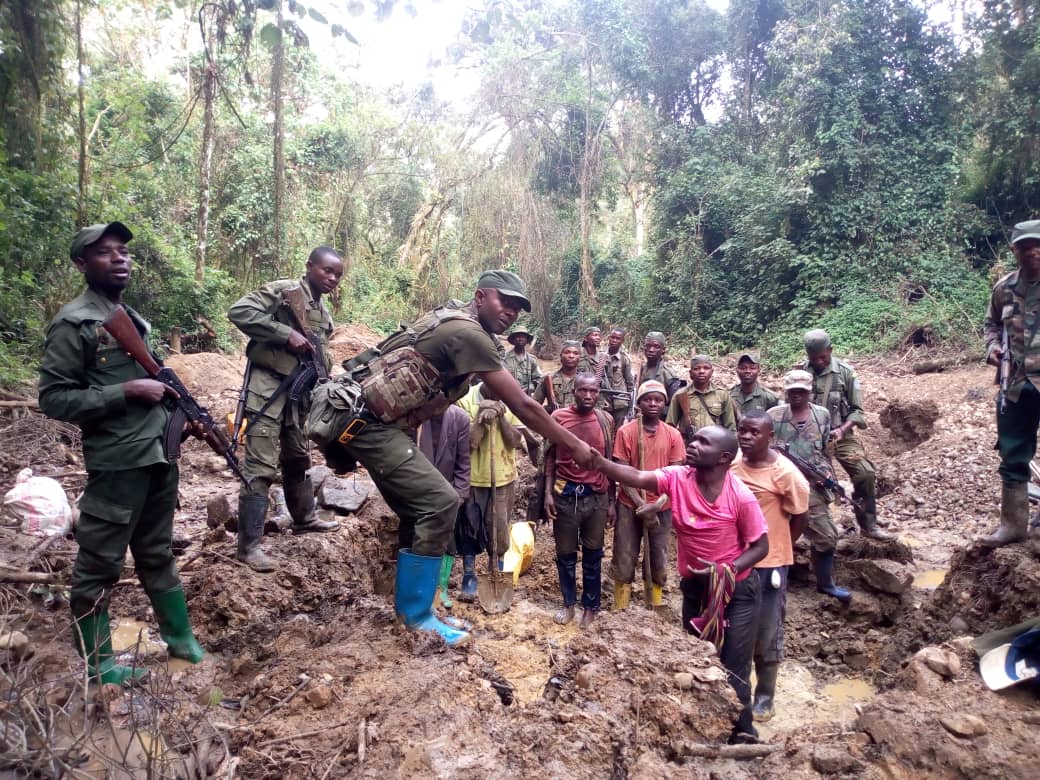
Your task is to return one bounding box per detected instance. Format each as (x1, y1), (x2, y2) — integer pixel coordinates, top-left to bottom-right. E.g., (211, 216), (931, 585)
(2, 352), (1040, 777)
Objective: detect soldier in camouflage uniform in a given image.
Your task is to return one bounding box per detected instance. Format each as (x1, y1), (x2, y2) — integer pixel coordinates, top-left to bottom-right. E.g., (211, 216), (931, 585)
(39, 222), (205, 686)
(637, 331), (683, 418)
(982, 220), (1040, 546)
(802, 330), (893, 541)
(602, 327), (635, 429)
(730, 350), (779, 420)
(577, 326), (604, 374)
(666, 355), (736, 442)
(769, 370), (851, 603)
(534, 340), (582, 412)
(227, 247), (344, 572)
(309, 271), (596, 646)
(503, 326), (541, 395)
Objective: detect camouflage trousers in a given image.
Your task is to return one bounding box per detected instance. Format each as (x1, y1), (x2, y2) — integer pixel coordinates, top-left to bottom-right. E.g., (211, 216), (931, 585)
(240, 410), (311, 500)
(803, 489), (838, 554)
(831, 434), (877, 528)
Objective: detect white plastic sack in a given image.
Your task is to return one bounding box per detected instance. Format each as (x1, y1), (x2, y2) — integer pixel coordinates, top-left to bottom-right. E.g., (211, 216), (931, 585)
(3, 468), (72, 536)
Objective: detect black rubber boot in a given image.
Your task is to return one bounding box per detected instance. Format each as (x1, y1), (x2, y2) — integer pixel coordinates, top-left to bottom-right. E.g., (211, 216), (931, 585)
(285, 477), (340, 534)
(811, 550), (851, 604)
(237, 495), (276, 572)
(855, 492), (895, 541)
(752, 662), (779, 722)
(981, 482), (1028, 547)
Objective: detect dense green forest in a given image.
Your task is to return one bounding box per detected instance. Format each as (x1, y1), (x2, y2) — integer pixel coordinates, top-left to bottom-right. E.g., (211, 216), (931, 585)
(1, 0), (1037, 386)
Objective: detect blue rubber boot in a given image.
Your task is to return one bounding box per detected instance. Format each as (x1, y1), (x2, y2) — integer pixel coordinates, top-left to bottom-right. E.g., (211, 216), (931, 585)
(812, 550), (852, 604)
(459, 555), (478, 602)
(395, 549), (469, 646)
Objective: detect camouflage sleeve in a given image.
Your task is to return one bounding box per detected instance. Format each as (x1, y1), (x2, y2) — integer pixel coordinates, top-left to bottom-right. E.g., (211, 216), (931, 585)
(227, 282), (293, 345)
(38, 320), (126, 424)
(843, 364), (867, 429)
(982, 281), (1005, 356)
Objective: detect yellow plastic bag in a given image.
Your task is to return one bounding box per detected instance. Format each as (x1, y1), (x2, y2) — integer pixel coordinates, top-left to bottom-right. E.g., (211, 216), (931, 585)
(502, 521), (535, 585)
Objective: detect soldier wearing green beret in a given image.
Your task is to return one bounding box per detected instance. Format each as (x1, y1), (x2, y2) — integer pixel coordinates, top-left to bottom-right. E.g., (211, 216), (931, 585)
(227, 247), (345, 573)
(309, 270), (597, 646)
(802, 329), (894, 541)
(503, 326), (541, 395)
(666, 355), (737, 441)
(39, 222), (205, 685)
(730, 350), (779, 420)
(982, 219), (1040, 546)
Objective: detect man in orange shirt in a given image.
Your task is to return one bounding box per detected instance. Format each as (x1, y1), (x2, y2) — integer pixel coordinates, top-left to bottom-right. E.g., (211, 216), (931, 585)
(610, 380), (685, 610)
(731, 411), (810, 723)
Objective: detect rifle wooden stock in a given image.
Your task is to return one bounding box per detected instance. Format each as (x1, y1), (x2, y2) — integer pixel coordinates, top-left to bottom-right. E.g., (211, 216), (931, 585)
(102, 306), (248, 485)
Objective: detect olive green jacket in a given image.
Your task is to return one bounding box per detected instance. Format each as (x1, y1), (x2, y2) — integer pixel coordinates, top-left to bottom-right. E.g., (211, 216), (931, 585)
(730, 383), (780, 418)
(802, 357), (867, 430)
(666, 386), (736, 432)
(38, 288), (168, 470)
(984, 269), (1040, 404)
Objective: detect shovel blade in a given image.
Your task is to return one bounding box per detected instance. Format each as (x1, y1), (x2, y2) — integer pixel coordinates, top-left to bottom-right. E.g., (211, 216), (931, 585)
(477, 573), (513, 614)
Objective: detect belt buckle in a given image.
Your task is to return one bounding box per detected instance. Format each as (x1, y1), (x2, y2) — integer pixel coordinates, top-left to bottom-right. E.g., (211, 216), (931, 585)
(337, 417), (366, 445)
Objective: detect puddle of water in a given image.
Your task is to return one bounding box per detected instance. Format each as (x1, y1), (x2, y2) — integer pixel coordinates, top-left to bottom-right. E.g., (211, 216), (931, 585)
(913, 569), (947, 589)
(821, 677), (875, 704)
(111, 619), (166, 659)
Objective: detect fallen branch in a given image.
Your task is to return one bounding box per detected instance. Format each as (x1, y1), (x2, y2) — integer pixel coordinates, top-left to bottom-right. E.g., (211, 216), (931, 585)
(0, 399), (38, 408)
(678, 742), (780, 760)
(911, 354), (985, 375)
(0, 568), (62, 584)
(256, 720), (353, 748)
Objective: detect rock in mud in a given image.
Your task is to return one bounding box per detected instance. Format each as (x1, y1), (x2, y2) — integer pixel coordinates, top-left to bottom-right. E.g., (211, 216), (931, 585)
(939, 713), (987, 738)
(812, 746), (861, 774)
(206, 493), (232, 530)
(915, 646), (961, 678)
(266, 486), (292, 533)
(0, 630), (31, 660)
(852, 559), (913, 595)
(879, 399), (940, 445)
(673, 672), (693, 690)
(305, 683), (334, 710)
(319, 475), (375, 514)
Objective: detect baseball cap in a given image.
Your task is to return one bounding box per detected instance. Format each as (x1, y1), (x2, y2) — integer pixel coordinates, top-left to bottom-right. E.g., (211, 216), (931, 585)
(636, 380), (667, 402)
(476, 269), (531, 311)
(70, 222), (133, 262)
(783, 369), (814, 392)
(979, 627), (1040, 690)
(1011, 220), (1040, 245)
(803, 329), (832, 354)
(737, 350), (761, 364)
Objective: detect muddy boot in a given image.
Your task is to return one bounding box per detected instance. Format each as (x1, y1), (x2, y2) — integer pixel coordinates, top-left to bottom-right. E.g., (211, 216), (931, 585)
(579, 608), (597, 629)
(554, 605), (576, 625)
(854, 492), (894, 541)
(435, 554), (455, 609)
(752, 662), (778, 722)
(981, 482), (1028, 547)
(811, 550), (851, 604)
(285, 477), (340, 534)
(73, 611), (148, 686)
(148, 587), (205, 663)
(237, 495), (276, 573)
(458, 555), (478, 602)
(612, 582), (631, 611)
(650, 584), (664, 608)
(394, 549), (468, 646)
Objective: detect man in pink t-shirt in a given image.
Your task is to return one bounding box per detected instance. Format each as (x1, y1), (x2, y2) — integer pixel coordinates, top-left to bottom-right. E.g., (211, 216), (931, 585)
(594, 425), (769, 743)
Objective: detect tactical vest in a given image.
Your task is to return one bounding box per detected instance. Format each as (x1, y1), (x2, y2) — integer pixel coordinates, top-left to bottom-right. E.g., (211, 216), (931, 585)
(358, 304), (501, 427)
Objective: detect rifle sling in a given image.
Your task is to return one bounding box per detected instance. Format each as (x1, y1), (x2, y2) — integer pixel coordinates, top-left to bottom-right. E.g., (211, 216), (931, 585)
(241, 363), (306, 438)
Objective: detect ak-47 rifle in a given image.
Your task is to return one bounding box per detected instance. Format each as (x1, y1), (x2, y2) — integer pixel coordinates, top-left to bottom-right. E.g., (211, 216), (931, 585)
(102, 306), (247, 485)
(543, 373), (558, 414)
(774, 442), (864, 514)
(998, 323), (1011, 415)
(282, 285), (329, 383)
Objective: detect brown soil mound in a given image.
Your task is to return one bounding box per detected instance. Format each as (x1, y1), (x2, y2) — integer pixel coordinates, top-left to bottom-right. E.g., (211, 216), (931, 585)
(328, 323), (383, 367)
(879, 398), (941, 449)
(165, 352), (247, 397)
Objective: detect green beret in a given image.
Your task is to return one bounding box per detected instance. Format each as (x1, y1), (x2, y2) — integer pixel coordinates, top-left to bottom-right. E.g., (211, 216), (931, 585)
(803, 329), (832, 354)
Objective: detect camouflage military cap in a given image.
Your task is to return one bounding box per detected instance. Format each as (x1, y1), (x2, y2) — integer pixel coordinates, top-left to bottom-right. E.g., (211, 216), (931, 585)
(582, 326), (601, 337)
(70, 221), (133, 261)
(783, 369), (814, 392)
(737, 350), (761, 364)
(644, 331), (667, 347)
(690, 354), (713, 366)
(476, 269), (531, 311)
(507, 326), (535, 344)
(561, 339), (581, 351)
(1011, 220), (1040, 245)
(803, 329), (832, 354)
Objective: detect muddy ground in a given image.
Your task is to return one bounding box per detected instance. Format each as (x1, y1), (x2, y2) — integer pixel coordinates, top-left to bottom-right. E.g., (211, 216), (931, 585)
(1, 342), (1039, 778)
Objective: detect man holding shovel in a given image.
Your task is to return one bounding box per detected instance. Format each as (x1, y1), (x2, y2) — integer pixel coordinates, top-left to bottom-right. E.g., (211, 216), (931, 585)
(609, 380), (685, 610)
(546, 374), (616, 628)
(458, 381), (522, 607)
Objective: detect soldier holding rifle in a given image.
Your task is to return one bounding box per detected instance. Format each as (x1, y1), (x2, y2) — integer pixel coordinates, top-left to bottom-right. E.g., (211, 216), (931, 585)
(983, 220), (1040, 546)
(39, 222), (206, 685)
(227, 247), (345, 572)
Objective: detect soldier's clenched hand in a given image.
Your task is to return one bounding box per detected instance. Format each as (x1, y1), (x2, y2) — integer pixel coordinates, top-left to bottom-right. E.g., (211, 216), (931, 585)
(123, 379), (178, 405)
(286, 330), (314, 355)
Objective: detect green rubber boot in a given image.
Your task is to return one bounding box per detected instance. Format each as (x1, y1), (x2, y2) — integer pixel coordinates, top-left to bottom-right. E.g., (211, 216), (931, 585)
(435, 554), (455, 609)
(149, 587), (205, 663)
(73, 611), (148, 686)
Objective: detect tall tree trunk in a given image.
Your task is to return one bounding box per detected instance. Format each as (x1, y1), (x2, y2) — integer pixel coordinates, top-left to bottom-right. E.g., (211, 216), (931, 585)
(578, 42), (599, 312)
(75, 0), (86, 226)
(271, 2), (286, 274)
(194, 51), (216, 283)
